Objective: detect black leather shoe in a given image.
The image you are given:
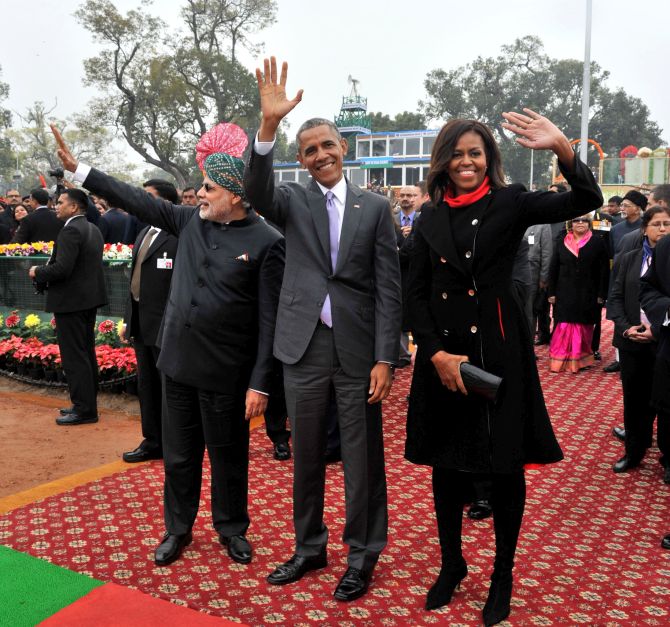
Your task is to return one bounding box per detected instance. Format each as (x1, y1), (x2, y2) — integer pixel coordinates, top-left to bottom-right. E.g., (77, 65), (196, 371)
(273, 442), (291, 461)
(593, 351), (602, 361)
(467, 500), (493, 520)
(56, 413), (98, 426)
(59, 406), (75, 415)
(604, 360), (620, 373)
(220, 534), (252, 564)
(154, 532), (192, 566)
(334, 566), (371, 602)
(122, 444), (162, 463)
(662, 534), (670, 550)
(267, 552), (327, 585)
(612, 426), (626, 442)
(613, 455), (641, 473)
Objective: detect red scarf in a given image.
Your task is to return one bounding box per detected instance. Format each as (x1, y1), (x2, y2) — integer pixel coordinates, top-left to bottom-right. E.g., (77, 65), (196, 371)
(443, 176), (490, 208)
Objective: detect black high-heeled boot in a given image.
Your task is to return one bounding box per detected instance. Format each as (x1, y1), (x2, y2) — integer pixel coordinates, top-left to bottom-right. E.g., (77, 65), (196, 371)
(426, 469), (468, 611)
(425, 559), (467, 610)
(482, 471), (526, 626)
(482, 570), (513, 626)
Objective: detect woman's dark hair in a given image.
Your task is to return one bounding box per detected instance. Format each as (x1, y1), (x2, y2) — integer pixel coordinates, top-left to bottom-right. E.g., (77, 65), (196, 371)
(427, 119), (506, 206)
(641, 204), (670, 229)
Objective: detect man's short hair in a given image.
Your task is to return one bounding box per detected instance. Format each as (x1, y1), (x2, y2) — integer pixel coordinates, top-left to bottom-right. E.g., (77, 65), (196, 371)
(296, 118), (342, 148)
(62, 188), (88, 212)
(182, 186), (196, 194)
(143, 178), (179, 204)
(416, 180), (428, 196)
(30, 188), (50, 206)
(651, 184), (670, 205)
(608, 195), (623, 204)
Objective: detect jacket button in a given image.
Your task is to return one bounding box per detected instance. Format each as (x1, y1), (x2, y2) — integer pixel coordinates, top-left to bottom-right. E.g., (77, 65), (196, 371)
(470, 325), (478, 333)
(442, 329), (449, 336)
(472, 219), (478, 226)
(441, 292), (448, 300)
(185, 323), (191, 328)
(198, 280), (204, 287)
(440, 257), (447, 263)
(468, 289), (476, 296)
(465, 251), (472, 259)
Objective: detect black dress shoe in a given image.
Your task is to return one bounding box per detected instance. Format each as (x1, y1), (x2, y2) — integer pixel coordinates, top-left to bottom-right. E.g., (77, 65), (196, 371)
(425, 560), (467, 610)
(483, 571), (513, 626)
(122, 445), (162, 463)
(604, 360), (621, 373)
(467, 499), (493, 520)
(593, 351), (602, 361)
(59, 406), (75, 415)
(662, 534), (670, 550)
(333, 566), (371, 602)
(220, 534), (252, 564)
(612, 426), (626, 442)
(267, 552), (327, 585)
(154, 532), (192, 566)
(325, 449), (341, 464)
(273, 442), (291, 461)
(56, 413), (98, 426)
(612, 455), (641, 473)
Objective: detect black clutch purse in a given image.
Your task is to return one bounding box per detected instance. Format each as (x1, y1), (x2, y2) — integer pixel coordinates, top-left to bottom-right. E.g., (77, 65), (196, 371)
(459, 362), (503, 403)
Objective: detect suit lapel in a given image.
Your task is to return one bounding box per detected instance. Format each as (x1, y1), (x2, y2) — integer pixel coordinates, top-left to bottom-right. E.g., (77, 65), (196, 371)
(307, 181), (331, 264)
(335, 184), (363, 273)
(146, 230), (169, 260)
(421, 203), (468, 277)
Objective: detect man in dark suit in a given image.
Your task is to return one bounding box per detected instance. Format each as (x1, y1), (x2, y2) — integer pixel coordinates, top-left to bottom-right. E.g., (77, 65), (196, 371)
(51, 123), (285, 569)
(12, 188), (63, 244)
(98, 204), (132, 243)
(244, 58), (401, 602)
(29, 189), (106, 425)
(121, 179), (179, 463)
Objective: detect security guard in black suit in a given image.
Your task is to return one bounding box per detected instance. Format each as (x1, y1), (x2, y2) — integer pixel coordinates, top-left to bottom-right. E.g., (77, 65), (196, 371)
(121, 179), (180, 463)
(29, 188), (107, 424)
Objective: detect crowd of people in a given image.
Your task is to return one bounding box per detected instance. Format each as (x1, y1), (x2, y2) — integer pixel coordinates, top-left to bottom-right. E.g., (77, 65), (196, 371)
(0, 55), (669, 625)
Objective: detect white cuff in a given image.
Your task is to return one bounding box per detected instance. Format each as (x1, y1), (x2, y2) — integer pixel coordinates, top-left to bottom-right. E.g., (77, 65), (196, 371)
(254, 133), (275, 156)
(663, 310), (670, 327)
(73, 162), (92, 184)
(249, 388), (269, 396)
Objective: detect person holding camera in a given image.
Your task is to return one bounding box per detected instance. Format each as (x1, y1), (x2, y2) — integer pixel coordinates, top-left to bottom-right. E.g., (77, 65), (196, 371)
(28, 188), (107, 425)
(12, 187), (63, 244)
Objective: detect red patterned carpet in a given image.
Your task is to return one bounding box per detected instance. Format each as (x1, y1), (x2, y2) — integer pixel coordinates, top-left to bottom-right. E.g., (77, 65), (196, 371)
(2, 322), (670, 625)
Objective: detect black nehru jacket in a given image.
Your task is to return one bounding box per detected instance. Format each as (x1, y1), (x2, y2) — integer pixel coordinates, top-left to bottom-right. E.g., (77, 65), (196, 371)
(81, 167), (285, 394)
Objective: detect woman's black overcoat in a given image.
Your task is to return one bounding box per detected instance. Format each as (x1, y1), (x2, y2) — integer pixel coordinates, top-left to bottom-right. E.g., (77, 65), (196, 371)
(548, 234), (610, 324)
(405, 159), (603, 473)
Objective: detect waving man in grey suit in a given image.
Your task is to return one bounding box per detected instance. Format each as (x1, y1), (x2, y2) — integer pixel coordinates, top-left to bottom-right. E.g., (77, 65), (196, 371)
(244, 57), (401, 602)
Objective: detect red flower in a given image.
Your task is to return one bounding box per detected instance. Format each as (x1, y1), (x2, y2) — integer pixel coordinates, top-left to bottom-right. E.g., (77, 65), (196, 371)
(5, 311), (20, 328)
(98, 319), (115, 334)
(50, 318), (56, 328)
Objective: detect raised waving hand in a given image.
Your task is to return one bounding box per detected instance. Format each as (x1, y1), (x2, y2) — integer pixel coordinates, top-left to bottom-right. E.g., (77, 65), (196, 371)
(256, 56), (303, 141)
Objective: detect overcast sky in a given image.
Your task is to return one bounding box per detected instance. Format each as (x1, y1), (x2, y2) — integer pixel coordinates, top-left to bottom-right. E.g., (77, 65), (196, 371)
(3, 0), (669, 162)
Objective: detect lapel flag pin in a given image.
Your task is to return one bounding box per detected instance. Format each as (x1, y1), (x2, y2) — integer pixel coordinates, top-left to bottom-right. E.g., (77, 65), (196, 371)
(235, 253), (249, 262)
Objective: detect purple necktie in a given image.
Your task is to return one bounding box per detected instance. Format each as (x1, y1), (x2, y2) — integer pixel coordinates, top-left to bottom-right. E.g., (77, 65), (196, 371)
(320, 191), (339, 327)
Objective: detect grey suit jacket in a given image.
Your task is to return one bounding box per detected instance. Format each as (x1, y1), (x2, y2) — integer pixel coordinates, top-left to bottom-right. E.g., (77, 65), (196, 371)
(244, 148), (402, 378)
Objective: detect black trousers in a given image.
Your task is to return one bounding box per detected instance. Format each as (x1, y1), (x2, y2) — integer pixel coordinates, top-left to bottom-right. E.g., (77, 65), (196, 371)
(162, 376), (250, 538)
(620, 346), (657, 460)
(432, 469), (525, 574)
(283, 324), (387, 572)
(55, 308), (98, 418)
(591, 315), (602, 352)
(133, 340), (164, 451)
(264, 362), (290, 445)
(620, 346), (670, 463)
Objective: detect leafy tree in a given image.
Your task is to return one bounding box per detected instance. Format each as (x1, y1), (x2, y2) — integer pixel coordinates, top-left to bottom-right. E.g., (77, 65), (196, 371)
(420, 36), (664, 186)
(76, 0), (276, 187)
(0, 65), (16, 192)
(369, 111), (426, 133)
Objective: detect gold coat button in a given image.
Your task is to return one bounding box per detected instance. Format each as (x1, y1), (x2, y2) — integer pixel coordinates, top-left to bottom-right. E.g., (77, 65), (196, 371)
(440, 257), (447, 263)
(465, 251), (472, 259)
(442, 292), (448, 300)
(468, 289), (476, 296)
(472, 219), (479, 225)
(470, 325), (478, 333)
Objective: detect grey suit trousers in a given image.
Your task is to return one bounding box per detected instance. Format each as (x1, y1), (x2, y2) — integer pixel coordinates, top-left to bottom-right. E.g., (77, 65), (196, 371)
(283, 324), (388, 572)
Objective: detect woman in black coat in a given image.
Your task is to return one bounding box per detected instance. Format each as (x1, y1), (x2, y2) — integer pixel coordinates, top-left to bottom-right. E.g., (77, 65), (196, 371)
(608, 206), (670, 476)
(547, 216), (609, 372)
(405, 109), (602, 625)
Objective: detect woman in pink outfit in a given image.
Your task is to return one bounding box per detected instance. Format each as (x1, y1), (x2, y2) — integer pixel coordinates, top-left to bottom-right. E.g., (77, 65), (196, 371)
(548, 215), (609, 372)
